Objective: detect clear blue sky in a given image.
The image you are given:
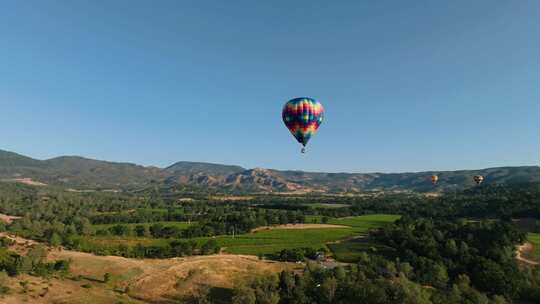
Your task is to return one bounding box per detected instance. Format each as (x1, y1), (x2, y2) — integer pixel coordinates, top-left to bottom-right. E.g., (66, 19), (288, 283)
(1, 1), (539, 173)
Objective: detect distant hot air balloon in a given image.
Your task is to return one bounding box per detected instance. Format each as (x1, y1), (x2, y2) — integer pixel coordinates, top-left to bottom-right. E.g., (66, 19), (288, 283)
(474, 175), (484, 185)
(282, 97), (324, 153)
(431, 175), (439, 184)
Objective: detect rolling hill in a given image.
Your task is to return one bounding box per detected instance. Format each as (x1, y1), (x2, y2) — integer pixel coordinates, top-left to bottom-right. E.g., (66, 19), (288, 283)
(165, 161), (244, 176)
(1, 149), (540, 193)
(0, 150), (163, 189)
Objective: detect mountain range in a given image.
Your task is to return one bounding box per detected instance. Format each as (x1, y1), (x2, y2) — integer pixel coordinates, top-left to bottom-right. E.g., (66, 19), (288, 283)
(1, 149), (540, 193)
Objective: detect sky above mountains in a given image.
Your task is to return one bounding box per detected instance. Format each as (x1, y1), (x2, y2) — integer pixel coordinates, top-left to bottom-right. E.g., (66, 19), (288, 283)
(1, 1), (539, 172)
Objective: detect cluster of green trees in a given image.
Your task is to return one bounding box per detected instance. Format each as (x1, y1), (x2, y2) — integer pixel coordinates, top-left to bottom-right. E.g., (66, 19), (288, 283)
(373, 218), (536, 300)
(68, 238), (220, 258)
(268, 247), (327, 262)
(232, 259), (512, 304)
(90, 206), (192, 224)
(0, 182), (149, 219)
(53, 227), (221, 258)
(97, 222), (184, 238)
(186, 208), (307, 237)
(0, 237), (71, 294)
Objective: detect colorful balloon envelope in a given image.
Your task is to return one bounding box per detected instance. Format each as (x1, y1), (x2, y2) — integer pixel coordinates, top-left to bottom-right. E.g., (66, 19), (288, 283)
(431, 175), (439, 184)
(282, 97), (324, 153)
(474, 175), (484, 185)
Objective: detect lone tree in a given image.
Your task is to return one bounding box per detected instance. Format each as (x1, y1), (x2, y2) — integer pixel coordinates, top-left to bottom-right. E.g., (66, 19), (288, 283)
(103, 272), (111, 283)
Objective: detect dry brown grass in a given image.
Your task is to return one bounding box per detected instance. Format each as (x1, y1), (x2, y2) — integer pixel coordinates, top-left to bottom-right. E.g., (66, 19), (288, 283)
(2, 274), (144, 304)
(0, 214), (21, 224)
(11, 178), (47, 186)
(47, 249), (291, 301)
(0, 233), (295, 303)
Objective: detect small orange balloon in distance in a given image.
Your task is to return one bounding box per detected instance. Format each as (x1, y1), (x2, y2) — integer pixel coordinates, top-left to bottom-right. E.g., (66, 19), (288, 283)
(431, 175), (439, 184)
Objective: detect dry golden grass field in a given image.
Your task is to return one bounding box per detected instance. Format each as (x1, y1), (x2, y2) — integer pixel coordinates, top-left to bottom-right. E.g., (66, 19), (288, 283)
(0, 233), (295, 304)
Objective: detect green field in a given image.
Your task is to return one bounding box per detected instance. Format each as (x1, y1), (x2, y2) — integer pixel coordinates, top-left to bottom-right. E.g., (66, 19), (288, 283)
(82, 228), (355, 255)
(527, 233), (540, 262)
(326, 214), (401, 262)
(83, 214), (400, 259)
(305, 215), (323, 223)
(93, 221), (193, 230)
(328, 238), (397, 263)
(210, 214), (399, 256)
(202, 228), (355, 255)
(329, 214), (401, 233)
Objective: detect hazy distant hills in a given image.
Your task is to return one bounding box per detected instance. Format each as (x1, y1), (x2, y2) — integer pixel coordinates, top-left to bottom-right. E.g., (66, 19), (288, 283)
(1, 149), (540, 193)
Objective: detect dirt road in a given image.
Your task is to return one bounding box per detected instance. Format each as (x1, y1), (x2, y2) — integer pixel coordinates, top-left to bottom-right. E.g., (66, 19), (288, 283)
(516, 242), (539, 266)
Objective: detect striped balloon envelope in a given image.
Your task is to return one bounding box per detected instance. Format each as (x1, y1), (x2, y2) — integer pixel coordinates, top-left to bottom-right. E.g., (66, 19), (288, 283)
(282, 97), (324, 153)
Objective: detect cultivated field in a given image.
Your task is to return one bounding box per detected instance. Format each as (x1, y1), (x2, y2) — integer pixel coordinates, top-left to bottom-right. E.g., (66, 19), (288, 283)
(329, 214), (401, 233)
(80, 214), (400, 259)
(209, 228), (355, 255)
(326, 214), (401, 262)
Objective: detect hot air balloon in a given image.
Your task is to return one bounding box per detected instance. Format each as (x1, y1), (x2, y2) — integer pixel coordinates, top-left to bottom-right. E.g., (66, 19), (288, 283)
(282, 97), (324, 153)
(474, 175), (484, 185)
(431, 175), (439, 184)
